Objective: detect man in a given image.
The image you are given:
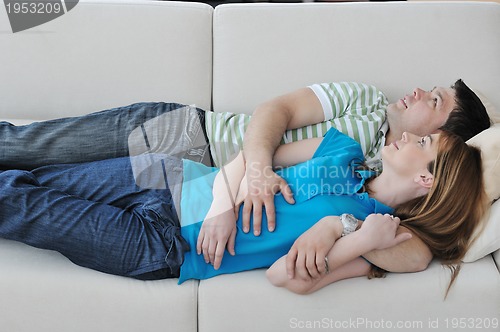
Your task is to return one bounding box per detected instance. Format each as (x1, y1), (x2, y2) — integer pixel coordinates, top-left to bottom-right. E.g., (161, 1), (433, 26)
(240, 79), (490, 279)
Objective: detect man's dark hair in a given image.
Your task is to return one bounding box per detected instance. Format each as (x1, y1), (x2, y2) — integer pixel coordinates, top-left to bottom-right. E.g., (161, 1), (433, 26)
(440, 79), (491, 141)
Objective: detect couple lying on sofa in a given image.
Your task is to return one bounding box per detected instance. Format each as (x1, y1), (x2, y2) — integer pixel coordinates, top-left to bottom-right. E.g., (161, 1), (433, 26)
(0, 79), (490, 294)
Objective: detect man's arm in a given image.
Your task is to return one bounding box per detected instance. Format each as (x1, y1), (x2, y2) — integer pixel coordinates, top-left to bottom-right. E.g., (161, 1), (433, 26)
(242, 87), (325, 235)
(362, 227), (433, 273)
(239, 137), (323, 234)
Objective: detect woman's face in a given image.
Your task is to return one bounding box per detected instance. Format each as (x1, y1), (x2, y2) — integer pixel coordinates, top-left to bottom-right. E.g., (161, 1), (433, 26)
(382, 132), (440, 178)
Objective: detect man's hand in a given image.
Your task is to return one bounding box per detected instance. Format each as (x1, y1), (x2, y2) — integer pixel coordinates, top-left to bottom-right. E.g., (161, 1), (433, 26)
(242, 163), (294, 236)
(285, 216), (342, 281)
(359, 214), (412, 250)
(197, 208), (237, 270)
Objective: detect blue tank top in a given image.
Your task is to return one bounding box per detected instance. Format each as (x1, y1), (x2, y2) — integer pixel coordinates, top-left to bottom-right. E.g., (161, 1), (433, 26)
(178, 128), (393, 283)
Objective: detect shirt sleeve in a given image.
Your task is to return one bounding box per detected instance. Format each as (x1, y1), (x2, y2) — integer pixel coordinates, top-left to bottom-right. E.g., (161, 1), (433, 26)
(308, 82), (388, 157)
(308, 82), (358, 121)
(308, 81), (386, 120)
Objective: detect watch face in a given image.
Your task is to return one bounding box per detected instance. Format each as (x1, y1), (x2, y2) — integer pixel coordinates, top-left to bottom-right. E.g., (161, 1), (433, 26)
(341, 214), (357, 236)
(345, 214), (356, 223)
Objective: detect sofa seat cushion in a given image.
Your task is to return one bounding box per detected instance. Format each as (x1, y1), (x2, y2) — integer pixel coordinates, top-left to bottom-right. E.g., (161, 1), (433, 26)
(198, 258), (500, 332)
(0, 239), (198, 332)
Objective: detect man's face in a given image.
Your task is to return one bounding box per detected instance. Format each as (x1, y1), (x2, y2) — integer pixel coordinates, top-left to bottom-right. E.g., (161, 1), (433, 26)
(386, 86), (457, 136)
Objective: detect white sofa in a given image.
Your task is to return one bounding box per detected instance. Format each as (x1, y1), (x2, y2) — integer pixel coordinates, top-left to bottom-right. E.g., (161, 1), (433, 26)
(0, 1), (499, 331)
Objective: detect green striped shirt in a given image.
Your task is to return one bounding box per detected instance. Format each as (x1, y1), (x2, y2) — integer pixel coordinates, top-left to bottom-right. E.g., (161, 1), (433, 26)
(206, 82), (388, 168)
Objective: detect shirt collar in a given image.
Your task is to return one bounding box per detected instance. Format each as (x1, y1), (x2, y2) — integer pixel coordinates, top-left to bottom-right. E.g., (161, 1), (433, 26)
(378, 120), (390, 148)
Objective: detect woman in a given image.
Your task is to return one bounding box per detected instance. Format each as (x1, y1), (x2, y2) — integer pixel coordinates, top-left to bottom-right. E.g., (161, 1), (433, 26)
(0, 128), (485, 287)
(264, 130), (487, 295)
(190, 128), (486, 290)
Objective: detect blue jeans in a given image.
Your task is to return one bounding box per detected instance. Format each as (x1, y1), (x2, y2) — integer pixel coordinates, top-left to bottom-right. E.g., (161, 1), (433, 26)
(0, 155), (189, 279)
(0, 102), (211, 170)
(0, 102), (208, 278)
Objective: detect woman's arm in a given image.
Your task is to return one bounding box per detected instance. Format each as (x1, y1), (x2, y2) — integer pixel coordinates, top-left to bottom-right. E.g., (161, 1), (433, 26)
(197, 151), (246, 269)
(267, 214), (412, 294)
(267, 257), (372, 295)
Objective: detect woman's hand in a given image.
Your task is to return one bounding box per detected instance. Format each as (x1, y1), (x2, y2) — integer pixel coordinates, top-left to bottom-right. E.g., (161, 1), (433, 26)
(285, 216), (343, 281)
(196, 208), (237, 270)
(197, 151), (246, 270)
(359, 214), (412, 250)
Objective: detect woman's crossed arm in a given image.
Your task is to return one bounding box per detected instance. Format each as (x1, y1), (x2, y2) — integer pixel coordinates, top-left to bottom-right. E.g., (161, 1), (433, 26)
(267, 214), (414, 294)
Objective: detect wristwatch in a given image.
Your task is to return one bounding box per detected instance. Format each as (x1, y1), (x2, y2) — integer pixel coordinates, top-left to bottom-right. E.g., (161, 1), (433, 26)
(340, 213), (358, 237)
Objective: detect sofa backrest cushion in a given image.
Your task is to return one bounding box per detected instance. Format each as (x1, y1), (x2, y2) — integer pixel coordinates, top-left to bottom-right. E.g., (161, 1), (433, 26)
(464, 124), (500, 262)
(0, 0), (213, 120)
(212, 2), (500, 115)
